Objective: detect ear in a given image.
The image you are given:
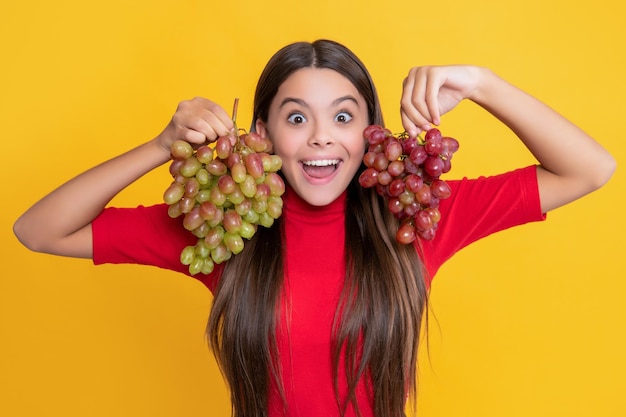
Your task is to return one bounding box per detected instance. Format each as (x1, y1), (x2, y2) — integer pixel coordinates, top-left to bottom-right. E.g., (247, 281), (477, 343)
(255, 119), (269, 139)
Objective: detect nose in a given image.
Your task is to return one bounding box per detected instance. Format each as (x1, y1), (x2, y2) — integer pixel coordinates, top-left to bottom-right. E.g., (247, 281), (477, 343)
(308, 121), (335, 147)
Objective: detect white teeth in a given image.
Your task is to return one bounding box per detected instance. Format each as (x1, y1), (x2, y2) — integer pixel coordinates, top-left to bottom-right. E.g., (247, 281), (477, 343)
(302, 159), (340, 167)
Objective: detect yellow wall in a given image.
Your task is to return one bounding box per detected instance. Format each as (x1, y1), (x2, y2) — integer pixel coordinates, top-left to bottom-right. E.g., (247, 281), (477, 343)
(1, 0), (624, 416)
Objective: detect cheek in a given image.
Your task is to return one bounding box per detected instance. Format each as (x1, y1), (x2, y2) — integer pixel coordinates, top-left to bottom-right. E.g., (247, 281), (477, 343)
(351, 136), (368, 158)
(271, 137), (292, 158)
(270, 128), (308, 159)
(346, 139), (367, 176)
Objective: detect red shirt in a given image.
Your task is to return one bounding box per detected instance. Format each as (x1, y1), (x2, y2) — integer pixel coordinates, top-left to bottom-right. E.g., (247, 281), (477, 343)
(93, 165), (545, 416)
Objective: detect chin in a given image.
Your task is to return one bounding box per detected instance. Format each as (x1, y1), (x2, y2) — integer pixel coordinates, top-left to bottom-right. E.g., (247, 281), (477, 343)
(299, 188), (344, 207)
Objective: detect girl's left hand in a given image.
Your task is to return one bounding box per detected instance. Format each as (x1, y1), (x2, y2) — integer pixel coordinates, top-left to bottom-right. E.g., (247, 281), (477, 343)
(400, 65), (483, 137)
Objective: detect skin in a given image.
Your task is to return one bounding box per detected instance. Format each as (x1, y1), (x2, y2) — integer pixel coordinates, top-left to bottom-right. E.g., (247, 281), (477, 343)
(255, 67), (369, 206)
(13, 64), (616, 259)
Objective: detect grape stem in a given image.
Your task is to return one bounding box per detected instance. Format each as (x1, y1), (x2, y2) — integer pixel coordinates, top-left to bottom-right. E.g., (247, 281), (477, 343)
(232, 98), (240, 134)
(231, 97), (247, 149)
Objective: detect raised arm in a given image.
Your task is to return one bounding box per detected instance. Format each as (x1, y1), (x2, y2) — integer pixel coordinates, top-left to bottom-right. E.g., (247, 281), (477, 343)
(13, 98), (233, 258)
(400, 65), (616, 213)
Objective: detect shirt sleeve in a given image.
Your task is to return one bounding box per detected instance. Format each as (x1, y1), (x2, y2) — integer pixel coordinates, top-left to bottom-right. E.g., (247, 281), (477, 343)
(418, 165), (546, 280)
(92, 203), (222, 291)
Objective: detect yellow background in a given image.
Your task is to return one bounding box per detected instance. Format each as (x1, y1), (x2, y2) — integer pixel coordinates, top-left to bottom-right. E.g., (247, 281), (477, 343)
(1, 0), (624, 416)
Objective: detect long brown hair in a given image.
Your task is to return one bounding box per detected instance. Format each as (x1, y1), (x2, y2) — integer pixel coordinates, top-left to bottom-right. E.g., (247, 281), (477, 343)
(208, 39), (429, 417)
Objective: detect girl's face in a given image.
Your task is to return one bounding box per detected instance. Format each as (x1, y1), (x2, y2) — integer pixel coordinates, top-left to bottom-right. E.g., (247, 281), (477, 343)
(256, 67), (369, 206)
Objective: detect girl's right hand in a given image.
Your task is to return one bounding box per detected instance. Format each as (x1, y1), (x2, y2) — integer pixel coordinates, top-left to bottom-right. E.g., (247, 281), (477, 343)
(155, 97), (235, 153)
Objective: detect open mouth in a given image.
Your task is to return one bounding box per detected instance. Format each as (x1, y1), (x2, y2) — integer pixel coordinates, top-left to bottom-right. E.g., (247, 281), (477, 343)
(301, 159), (341, 178)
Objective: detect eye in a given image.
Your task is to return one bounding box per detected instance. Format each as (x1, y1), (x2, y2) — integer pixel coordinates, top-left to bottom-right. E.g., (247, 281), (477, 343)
(287, 112), (307, 124)
(335, 111), (353, 123)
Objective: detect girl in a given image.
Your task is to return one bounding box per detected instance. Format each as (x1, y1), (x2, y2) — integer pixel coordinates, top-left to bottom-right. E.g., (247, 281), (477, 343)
(13, 39), (615, 417)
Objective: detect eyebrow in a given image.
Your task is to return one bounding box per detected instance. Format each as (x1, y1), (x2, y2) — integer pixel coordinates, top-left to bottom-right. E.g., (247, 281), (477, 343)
(278, 95), (360, 109)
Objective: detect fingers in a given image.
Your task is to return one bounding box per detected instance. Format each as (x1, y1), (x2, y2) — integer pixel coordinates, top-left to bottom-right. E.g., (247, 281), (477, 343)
(400, 66), (443, 137)
(401, 67), (435, 137)
(172, 97), (234, 145)
(424, 72), (442, 126)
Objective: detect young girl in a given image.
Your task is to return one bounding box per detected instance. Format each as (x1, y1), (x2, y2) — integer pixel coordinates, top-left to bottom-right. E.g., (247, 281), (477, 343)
(13, 39), (615, 417)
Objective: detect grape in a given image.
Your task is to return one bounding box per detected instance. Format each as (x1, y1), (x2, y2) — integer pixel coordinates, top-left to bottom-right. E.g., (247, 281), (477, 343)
(365, 126), (387, 145)
(398, 190), (415, 206)
(363, 124), (383, 143)
(387, 160), (405, 177)
(245, 153), (264, 179)
(215, 136), (232, 160)
(196, 145), (214, 164)
(180, 246), (195, 265)
(430, 179), (451, 199)
(239, 221), (256, 239)
(210, 187), (227, 206)
(231, 162), (247, 183)
(358, 168), (379, 188)
(396, 222), (417, 245)
(358, 125), (460, 243)
(377, 170), (393, 186)
(224, 232), (244, 254)
(388, 178), (405, 197)
(235, 198), (252, 216)
(424, 156), (444, 177)
(409, 146), (428, 165)
(442, 136), (459, 153)
(163, 183), (185, 205)
(244, 131), (271, 152)
(401, 137), (418, 155)
(195, 168), (211, 185)
(373, 153), (389, 171)
(167, 203), (182, 218)
(171, 140), (193, 160)
(415, 184), (432, 205)
(206, 160), (228, 176)
(240, 176), (257, 198)
(169, 159), (184, 177)
(204, 226), (224, 249)
(180, 156), (202, 177)
(363, 151), (377, 168)
(164, 99), (286, 275)
(267, 200), (283, 219)
(385, 139), (403, 161)
(415, 210), (433, 231)
(183, 207), (204, 231)
(269, 155), (282, 171)
(223, 209), (243, 234)
(179, 197), (195, 214)
(254, 183), (271, 202)
(258, 211), (275, 228)
(425, 128), (442, 142)
(404, 174), (423, 193)
(217, 175), (237, 195)
(228, 188), (246, 205)
(388, 198), (404, 216)
(265, 172), (286, 196)
(184, 178), (200, 198)
(252, 199), (268, 214)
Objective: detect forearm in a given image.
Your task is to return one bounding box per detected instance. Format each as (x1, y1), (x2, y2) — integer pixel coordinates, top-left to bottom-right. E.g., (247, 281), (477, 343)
(14, 138), (171, 256)
(470, 68), (616, 211)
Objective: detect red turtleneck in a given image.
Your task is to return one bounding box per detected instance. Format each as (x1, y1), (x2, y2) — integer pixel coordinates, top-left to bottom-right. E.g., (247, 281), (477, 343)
(93, 165), (544, 416)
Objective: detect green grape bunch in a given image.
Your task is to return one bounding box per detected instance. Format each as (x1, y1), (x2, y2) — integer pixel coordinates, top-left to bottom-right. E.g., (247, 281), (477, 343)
(163, 99), (285, 275)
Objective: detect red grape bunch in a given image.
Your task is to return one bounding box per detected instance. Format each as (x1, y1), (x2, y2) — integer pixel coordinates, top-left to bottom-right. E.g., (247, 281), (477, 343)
(163, 99), (285, 275)
(358, 125), (460, 243)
